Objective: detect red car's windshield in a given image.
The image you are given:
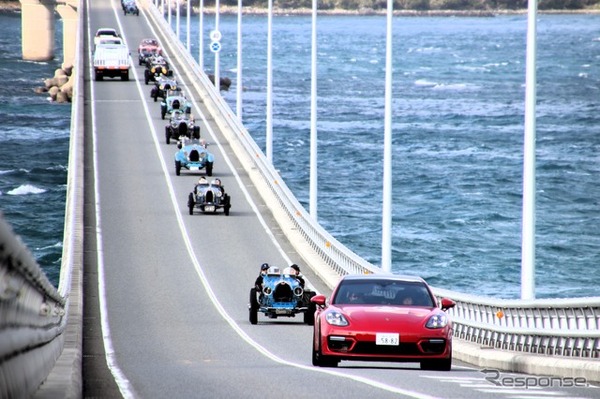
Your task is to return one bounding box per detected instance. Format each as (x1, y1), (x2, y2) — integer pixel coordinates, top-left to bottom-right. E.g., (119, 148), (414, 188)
(332, 280), (434, 307)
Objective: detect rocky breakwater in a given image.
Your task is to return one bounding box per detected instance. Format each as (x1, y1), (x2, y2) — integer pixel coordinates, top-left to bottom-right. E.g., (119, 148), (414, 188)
(35, 63), (75, 103)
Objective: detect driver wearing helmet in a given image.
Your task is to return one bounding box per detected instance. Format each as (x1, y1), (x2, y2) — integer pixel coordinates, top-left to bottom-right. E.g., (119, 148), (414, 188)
(255, 263), (270, 292)
(290, 264), (305, 288)
(211, 178), (224, 192)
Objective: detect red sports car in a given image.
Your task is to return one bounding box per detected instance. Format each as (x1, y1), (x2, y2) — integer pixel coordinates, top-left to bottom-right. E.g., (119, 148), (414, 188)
(311, 274), (456, 370)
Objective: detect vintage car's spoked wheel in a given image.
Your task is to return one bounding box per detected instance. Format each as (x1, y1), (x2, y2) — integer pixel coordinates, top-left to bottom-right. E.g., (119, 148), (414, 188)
(187, 193), (195, 215)
(206, 162), (213, 177)
(193, 126), (200, 139)
(312, 329), (339, 367)
(249, 288), (259, 325)
(175, 160), (182, 176)
(420, 355), (452, 371)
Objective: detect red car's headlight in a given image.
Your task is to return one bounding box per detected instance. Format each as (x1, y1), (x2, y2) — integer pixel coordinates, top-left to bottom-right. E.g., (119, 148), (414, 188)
(325, 311), (348, 326)
(426, 314), (448, 329)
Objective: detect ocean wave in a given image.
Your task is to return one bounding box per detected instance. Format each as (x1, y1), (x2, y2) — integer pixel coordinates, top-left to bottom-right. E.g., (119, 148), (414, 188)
(431, 82), (480, 91)
(414, 79), (437, 87)
(7, 184), (46, 195)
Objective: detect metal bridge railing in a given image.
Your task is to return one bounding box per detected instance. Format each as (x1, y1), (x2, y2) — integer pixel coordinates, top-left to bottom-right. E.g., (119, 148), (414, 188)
(0, 216), (67, 398)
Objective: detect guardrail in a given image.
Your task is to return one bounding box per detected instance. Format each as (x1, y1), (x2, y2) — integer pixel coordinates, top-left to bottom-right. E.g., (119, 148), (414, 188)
(146, 0), (600, 364)
(0, 216), (66, 398)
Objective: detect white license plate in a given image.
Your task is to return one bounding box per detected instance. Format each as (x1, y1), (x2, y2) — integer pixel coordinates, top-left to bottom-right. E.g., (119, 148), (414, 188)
(204, 205), (215, 212)
(376, 333), (399, 346)
(190, 166), (199, 171)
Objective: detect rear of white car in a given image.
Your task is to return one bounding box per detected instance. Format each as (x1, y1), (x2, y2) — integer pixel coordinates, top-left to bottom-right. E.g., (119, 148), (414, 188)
(93, 44), (130, 81)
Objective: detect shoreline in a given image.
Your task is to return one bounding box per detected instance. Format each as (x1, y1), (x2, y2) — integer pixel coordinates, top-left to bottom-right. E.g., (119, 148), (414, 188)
(1, 1), (599, 15)
(198, 5), (600, 15)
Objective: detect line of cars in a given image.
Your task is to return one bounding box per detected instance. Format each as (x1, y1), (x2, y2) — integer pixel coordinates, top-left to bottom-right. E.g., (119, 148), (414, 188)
(97, 28), (456, 372)
(134, 37), (230, 217)
(129, 33), (458, 373)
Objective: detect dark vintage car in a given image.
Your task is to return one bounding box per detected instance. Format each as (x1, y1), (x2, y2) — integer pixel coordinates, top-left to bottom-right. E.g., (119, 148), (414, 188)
(174, 137), (214, 176)
(310, 274), (456, 370)
(122, 0), (139, 15)
(144, 55), (172, 85)
(150, 76), (178, 102)
(187, 178), (231, 216)
(249, 266), (317, 325)
(165, 110), (200, 144)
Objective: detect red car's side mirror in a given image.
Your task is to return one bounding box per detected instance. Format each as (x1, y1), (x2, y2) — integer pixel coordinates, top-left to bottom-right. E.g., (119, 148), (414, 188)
(440, 298), (456, 311)
(311, 294), (327, 307)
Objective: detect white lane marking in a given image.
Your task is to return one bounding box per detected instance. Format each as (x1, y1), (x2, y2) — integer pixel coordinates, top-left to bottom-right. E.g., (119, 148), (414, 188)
(87, 0), (138, 398)
(91, 3), (439, 399)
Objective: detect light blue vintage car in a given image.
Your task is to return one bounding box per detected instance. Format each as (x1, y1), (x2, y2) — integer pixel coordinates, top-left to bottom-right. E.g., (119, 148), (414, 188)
(249, 266), (316, 325)
(174, 137), (214, 176)
(160, 90), (191, 120)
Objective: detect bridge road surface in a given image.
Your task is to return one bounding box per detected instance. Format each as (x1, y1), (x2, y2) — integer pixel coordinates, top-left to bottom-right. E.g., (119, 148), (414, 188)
(80, 0), (600, 398)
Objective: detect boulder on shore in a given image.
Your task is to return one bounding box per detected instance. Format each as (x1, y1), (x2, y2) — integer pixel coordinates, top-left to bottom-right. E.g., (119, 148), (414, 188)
(37, 66), (75, 103)
(207, 74), (232, 91)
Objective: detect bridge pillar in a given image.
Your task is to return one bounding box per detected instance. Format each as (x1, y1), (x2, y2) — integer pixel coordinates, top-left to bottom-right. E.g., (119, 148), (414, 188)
(56, 4), (78, 67)
(19, 0), (55, 61)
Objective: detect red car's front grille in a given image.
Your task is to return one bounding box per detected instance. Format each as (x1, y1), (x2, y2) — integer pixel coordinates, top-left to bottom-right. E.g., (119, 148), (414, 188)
(331, 339), (448, 356)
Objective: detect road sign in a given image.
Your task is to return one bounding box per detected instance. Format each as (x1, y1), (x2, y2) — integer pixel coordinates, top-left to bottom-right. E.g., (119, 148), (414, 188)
(210, 30), (222, 42)
(210, 41), (221, 53)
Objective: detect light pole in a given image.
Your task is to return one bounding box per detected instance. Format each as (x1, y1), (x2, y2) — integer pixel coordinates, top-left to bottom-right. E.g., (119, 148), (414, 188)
(265, 0), (273, 162)
(176, 0), (180, 39)
(186, 0), (190, 51)
(198, 0), (204, 70)
(236, 0), (243, 120)
(381, 0), (393, 272)
(309, 0), (318, 218)
(521, 0), (538, 300)
(167, 0), (171, 28)
(214, 0), (220, 91)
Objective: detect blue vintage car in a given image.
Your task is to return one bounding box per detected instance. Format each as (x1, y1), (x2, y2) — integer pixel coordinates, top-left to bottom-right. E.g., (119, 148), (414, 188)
(174, 137), (214, 176)
(161, 91), (191, 120)
(249, 266), (316, 325)
(187, 178), (231, 216)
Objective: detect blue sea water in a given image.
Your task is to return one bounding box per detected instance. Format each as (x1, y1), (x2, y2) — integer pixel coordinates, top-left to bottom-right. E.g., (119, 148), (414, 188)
(0, 12), (70, 286)
(1, 10), (598, 298)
